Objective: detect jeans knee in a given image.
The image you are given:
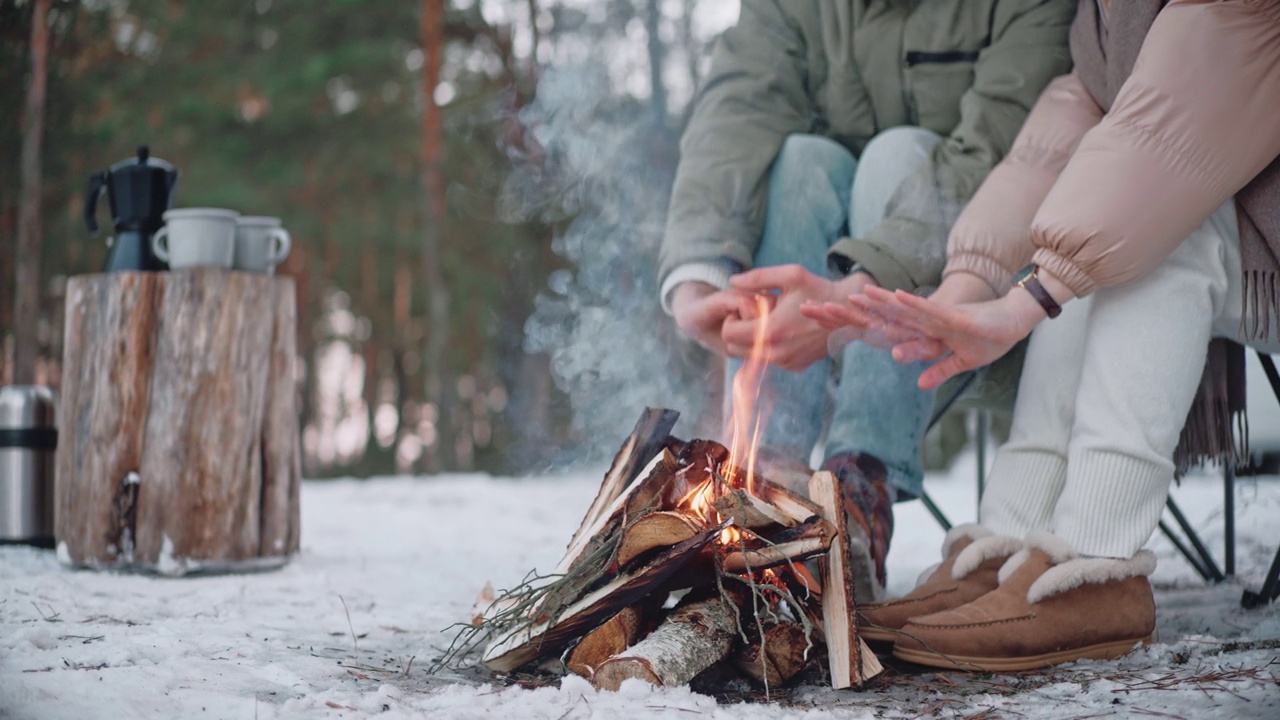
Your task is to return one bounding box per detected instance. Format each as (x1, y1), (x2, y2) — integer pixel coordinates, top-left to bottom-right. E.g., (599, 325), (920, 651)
(771, 134), (857, 192)
(859, 126), (942, 169)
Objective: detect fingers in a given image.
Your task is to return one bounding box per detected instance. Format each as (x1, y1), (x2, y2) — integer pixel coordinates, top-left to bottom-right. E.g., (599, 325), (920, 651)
(730, 264), (808, 293)
(919, 353), (973, 391)
(892, 338), (947, 364)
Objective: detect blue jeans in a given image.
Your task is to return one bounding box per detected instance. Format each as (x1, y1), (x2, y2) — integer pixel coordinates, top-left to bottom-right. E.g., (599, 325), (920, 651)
(727, 129), (941, 498)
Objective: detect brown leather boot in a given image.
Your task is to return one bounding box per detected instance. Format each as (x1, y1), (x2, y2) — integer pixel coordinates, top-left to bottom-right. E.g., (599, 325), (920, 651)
(893, 532), (1157, 671)
(859, 524), (1021, 644)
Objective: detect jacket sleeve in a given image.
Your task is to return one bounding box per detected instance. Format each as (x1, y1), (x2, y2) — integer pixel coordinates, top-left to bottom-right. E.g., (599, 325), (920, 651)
(943, 73), (1103, 295)
(1030, 0), (1280, 297)
(830, 0), (1074, 292)
(658, 0), (811, 286)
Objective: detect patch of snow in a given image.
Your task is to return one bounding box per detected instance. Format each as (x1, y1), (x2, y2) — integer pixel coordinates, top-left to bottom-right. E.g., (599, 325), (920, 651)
(1, 460), (1277, 719)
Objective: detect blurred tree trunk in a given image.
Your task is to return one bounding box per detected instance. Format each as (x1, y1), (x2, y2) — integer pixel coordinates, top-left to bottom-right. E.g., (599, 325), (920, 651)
(13, 0), (50, 384)
(644, 0), (667, 122)
(421, 0), (455, 472)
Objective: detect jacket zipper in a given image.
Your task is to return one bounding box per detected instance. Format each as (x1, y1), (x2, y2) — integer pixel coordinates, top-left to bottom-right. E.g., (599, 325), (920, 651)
(904, 50), (982, 67)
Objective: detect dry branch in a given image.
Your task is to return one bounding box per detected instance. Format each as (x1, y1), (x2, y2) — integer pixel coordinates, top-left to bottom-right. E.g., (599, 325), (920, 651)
(483, 527), (718, 673)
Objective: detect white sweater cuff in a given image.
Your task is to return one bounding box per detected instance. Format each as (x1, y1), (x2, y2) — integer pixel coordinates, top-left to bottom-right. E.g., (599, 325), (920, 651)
(659, 262), (738, 315)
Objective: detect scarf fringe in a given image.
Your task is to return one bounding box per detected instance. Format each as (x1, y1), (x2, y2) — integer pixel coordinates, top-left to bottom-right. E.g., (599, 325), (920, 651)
(1174, 339), (1250, 479)
(1242, 269), (1278, 341)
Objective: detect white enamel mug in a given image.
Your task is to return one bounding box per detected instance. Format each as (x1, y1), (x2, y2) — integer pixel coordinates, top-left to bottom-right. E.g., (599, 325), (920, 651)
(152, 208), (239, 270)
(234, 216), (292, 275)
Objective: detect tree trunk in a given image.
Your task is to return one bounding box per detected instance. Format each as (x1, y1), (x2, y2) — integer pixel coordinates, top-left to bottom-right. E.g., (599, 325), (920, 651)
(420, 0), (454, 472)
(13, 0), (50, 384)
(55, 271), (301, 574)
(644, 0), (667, 123)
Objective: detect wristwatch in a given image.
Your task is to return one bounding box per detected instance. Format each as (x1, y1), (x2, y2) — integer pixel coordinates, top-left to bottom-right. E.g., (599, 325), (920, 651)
(1013, 264), (1062, 319)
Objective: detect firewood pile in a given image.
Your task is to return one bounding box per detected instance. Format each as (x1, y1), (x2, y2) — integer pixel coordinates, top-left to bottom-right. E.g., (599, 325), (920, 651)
(444, 408), (884, 692)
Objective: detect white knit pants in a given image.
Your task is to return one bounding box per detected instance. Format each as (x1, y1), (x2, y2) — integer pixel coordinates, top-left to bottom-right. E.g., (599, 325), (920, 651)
(980, 201), (1280, 558)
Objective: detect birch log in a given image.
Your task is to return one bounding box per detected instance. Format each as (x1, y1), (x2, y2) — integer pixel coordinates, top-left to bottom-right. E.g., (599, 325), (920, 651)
(56, 270), (301, 574)
(591, 595), (739, 691)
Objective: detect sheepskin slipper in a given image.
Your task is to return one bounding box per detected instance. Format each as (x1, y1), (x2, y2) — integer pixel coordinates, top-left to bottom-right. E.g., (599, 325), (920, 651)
(891, 532), (1156, 671)
(859, 524), (1022, 644)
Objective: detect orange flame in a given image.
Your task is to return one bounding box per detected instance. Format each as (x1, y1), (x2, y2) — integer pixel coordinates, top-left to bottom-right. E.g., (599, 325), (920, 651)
(725, 294), (772, 494)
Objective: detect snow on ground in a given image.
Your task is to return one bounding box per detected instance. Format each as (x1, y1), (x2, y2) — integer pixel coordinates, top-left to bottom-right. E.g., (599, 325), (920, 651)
(2, 452), (1278, 719)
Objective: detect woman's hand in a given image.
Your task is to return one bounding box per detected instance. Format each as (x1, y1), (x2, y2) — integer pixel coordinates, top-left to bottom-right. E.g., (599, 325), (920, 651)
(849, 284), (1046, 389)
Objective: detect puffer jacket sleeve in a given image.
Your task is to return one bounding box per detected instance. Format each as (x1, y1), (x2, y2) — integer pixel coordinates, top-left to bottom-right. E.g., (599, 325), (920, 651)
(658, 0), (811, 286)
(1030, 0), (1280, 297)
(943, 73), (1103, 295)
(830, 0), (1074, 293)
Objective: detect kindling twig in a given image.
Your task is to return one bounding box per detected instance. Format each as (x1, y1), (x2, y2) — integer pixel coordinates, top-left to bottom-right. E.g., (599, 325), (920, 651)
(338, 595), (358, 650)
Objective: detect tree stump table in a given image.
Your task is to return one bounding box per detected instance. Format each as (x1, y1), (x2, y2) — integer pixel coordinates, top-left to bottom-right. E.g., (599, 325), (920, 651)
(55, 270), (301, 575)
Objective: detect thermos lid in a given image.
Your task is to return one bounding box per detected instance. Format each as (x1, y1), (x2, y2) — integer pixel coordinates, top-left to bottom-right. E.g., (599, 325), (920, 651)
(0, 385), (57, 431)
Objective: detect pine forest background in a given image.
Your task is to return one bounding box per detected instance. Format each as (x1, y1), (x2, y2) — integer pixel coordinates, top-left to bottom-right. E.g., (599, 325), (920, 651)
(0, 0), (740, 478)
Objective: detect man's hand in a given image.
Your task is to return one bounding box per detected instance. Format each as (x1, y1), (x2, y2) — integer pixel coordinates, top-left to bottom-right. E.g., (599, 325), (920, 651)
(723, 264), (872, 371)
(670, 281), (749, 356)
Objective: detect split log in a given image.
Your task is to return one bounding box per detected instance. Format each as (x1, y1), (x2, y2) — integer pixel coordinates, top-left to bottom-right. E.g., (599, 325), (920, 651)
(566, 598), (660, 678)
(808, 471), (884, 688)
(565, 408), (679, 555)
(553, 446), (682, 577)
(56, 270), (300, 575)
(723, 537), (830, 574)
(591, 594), (739, 691)
(616, 510), (703, 568)
(713, 488), (795, 530)
(733, 622), (810, 687)
(752, 477), (826, 527)
(484, 527), (718, 673)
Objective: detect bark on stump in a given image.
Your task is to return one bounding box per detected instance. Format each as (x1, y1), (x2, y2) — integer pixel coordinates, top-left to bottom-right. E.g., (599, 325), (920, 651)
(55, 270), (301, 575)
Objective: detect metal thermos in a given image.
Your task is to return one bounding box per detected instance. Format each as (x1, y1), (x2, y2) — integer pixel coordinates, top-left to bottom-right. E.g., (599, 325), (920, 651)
(0, 386), (57, 548)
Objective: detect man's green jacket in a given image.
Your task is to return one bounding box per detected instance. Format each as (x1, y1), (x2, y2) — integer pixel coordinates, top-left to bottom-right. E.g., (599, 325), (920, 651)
(660, 0), (1074, 299)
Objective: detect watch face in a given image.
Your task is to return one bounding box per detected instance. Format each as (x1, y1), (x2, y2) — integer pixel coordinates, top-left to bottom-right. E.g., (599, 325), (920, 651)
(1013, 264), (1036, 286)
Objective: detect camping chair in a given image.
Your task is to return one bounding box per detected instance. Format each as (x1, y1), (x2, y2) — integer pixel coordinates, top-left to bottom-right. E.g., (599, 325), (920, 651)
(920, 350), (1280, 610)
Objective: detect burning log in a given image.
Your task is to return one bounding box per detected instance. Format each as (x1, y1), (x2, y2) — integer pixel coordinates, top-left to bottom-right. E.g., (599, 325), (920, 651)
(591, 593), (739, 691)
(483, 527), (718, 673)
(733, 621), (810, 687)
(808, 471), (885, 688)
(752, 477), (827, 527)
(615, 510), (703, 568)
(713, 488), (795, 530)
(722, 515), (834, 573)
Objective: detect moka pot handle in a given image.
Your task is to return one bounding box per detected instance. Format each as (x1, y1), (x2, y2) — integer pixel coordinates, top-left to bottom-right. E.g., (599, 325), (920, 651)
(84, 172), (106, 235)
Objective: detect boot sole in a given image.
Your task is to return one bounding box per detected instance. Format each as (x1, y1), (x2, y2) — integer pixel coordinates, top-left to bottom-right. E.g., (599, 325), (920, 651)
(892, 634), (1154, 672)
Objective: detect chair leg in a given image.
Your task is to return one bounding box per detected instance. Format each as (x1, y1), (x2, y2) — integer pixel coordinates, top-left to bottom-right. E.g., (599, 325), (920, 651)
(1165, 497), (1225, 583)
(975, 411), (987, 522)
(1159, 520), (1215, 582)
(1242, 544), (1280, 609)
(1223, 464), (1235, 578)
(918, 490), (952, 532)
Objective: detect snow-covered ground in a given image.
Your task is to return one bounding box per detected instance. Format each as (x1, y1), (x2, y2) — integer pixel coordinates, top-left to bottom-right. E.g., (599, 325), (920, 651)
(3, 451), (1278, 719)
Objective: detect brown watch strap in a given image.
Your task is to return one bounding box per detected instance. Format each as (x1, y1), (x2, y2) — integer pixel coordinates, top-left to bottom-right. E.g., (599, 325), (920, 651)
(1019, 274), (1062, 319)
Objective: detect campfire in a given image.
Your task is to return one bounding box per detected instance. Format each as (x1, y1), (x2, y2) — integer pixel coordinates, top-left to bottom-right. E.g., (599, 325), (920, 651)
(444, 299), (883, 692)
